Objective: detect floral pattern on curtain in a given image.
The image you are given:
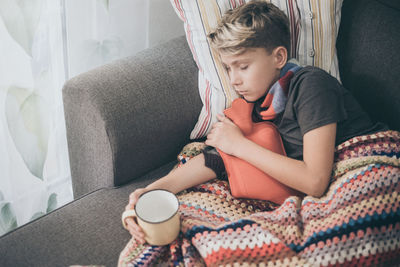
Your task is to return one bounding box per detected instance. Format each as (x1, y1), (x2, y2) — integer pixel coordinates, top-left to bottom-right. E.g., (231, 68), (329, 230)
(0, 0), (182, 236)
(0, 0), (69, 236)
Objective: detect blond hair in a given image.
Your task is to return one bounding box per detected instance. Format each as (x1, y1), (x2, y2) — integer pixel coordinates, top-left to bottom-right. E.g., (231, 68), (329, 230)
(208, 1), (290, 55)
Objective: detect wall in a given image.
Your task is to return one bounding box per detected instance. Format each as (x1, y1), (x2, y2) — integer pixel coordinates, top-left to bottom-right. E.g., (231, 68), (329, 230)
(148, 0), (184, 47)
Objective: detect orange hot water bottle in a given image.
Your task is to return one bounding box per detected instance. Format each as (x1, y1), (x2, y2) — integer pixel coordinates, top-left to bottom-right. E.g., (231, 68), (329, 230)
(217, 98), (302, 204)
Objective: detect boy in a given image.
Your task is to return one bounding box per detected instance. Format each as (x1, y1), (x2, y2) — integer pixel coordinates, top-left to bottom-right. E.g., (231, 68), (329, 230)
(123, 1), (385, 243)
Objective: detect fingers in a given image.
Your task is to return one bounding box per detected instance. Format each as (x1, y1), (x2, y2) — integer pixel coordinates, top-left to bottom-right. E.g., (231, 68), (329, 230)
(217, 113), (235, 125)
(125, 217), (146, 244)
(125, 188), (148, 244)
(128, 191), (139, 204)
(206, 118), (224, 147)
(128, 188), (145, 209)
(205, 126), (217, 146)
(207, 114), (231, 141)
(204, 138), (213, 147)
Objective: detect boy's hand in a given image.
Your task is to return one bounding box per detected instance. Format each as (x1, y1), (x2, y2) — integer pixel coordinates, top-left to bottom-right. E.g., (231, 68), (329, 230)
(205, 114), (245, 156)
(123, 188), (148, 244)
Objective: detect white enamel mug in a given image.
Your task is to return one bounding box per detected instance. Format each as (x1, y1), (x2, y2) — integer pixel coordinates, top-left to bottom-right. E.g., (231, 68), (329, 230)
(123, 189), (180, 246)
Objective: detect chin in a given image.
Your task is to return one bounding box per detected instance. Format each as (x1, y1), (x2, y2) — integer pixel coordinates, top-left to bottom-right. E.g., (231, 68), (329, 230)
(242, 95), (257, 103)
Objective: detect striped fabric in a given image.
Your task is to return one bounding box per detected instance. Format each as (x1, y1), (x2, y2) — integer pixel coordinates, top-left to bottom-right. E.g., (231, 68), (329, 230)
(118, 130), (400, 266)
(170, 0), (344, 139)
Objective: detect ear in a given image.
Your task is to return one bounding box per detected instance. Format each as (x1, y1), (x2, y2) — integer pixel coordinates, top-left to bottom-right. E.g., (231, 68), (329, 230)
(272, 46), (287, 69)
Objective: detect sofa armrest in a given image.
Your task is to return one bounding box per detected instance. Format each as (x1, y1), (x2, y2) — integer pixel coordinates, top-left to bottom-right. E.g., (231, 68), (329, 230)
(62, 36), (201, 198)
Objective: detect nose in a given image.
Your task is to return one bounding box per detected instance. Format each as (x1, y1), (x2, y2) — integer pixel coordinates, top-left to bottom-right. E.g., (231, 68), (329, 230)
(229, 70), (242, 86)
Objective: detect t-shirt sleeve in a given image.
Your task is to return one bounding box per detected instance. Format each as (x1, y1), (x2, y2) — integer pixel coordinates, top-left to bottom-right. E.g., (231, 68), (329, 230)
(293, 68), (347, 136)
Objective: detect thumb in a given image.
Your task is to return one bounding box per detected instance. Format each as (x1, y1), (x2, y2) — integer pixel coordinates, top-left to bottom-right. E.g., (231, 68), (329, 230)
(217, 114), (235, 125)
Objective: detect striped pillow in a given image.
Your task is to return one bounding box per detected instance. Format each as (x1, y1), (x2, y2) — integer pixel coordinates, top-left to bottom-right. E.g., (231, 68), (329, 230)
(170, 0), (343, 139)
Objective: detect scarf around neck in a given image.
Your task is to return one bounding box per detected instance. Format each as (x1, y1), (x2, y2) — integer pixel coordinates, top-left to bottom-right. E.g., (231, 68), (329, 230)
(254, 59), (302, 121)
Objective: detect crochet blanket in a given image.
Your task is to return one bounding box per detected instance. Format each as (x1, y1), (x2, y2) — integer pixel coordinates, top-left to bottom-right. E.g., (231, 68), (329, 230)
(118, 131), (400, 266)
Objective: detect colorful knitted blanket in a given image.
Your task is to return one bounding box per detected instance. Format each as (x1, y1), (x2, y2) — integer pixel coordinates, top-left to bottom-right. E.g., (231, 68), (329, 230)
(118, 130), (400, 266)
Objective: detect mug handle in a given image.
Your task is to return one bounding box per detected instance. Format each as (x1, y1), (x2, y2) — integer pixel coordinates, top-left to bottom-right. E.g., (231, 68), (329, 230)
(121, 209), (137, 230)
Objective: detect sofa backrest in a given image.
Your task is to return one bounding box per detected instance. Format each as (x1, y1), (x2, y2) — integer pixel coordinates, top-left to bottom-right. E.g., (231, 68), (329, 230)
(336, 0), (400, 131)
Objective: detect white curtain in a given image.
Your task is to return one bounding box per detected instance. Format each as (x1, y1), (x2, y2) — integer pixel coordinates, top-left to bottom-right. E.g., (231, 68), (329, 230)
(0, 0), (183, 236)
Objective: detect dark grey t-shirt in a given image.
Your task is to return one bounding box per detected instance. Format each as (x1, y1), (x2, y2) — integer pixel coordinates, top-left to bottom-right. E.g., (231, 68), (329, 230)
(265, 66), (387, 160)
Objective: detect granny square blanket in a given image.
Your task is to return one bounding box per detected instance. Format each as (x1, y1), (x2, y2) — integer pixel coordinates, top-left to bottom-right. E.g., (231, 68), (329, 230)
(119, 130), (400, 266)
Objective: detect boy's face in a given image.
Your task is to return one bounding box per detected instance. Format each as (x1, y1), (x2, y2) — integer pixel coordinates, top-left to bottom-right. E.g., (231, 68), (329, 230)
(220, 47), (281, 102)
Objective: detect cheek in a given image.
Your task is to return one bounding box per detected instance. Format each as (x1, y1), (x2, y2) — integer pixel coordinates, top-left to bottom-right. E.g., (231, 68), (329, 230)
(251, 71), (272, 88)
(246, 70), (262, 84)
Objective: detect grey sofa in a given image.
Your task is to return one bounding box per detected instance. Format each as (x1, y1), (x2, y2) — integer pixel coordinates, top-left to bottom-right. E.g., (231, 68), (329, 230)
(1, 0), (399, 266)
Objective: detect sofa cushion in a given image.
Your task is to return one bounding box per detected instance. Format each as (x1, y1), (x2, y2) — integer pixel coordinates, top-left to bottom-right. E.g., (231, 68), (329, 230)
(336, 0), (400, 131)
(170, 0), (344, 138)
(0, 161), (176, 267)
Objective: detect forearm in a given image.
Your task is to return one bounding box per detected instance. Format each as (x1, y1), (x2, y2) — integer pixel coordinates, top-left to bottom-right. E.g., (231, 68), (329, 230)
(145, 154), (217, 194)
(234, 138), (330, 197)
